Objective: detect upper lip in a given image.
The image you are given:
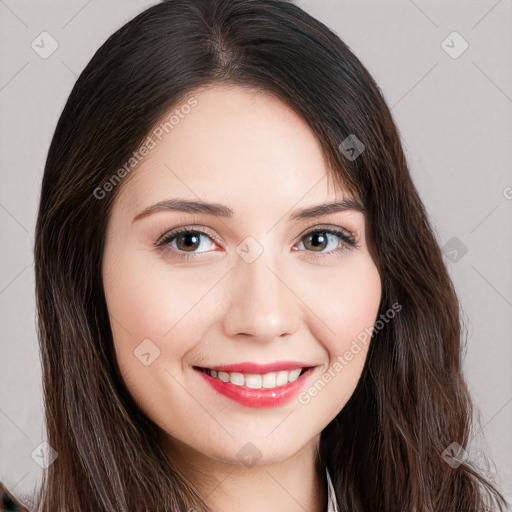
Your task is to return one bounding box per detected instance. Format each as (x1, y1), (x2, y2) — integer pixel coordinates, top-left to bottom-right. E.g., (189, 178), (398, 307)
(194, 361), (314, 374)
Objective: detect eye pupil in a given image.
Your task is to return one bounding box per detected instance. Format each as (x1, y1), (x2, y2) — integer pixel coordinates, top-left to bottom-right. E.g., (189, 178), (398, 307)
(305, 232), (328, 251)
(177, 232), (201, 251)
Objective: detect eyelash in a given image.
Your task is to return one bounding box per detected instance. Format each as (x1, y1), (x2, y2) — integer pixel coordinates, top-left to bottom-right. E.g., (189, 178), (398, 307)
(154, 225), (357, 260)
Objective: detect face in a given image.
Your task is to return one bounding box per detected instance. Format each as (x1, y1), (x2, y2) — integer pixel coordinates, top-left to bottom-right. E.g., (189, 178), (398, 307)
(102, 84), (381, 470)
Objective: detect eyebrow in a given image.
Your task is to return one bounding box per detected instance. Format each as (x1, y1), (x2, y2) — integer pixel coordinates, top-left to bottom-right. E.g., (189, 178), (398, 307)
(132, 197), (365, 223)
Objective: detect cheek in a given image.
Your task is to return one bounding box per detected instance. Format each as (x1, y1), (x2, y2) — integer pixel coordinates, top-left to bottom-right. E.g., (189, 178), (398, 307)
(103, 244), (193, 377)
(102, 249), (203, 417)
(304, 253), (381, 351)
(296, 254), (381, 410)
(104, 240), (210, 339)
(102, 243), (223, 400)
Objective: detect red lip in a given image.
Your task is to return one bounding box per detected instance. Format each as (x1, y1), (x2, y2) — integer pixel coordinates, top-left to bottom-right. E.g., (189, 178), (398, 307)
(198, 361), (310, 374)
(194, 366), (316, 408)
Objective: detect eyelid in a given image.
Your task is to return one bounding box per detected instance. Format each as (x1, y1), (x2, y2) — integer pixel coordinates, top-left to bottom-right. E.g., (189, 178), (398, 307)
(298, 223), (357, 245)
(154, 224), (222, 248)
(154, 223), (359, 258)
(155, 223), (357, 246)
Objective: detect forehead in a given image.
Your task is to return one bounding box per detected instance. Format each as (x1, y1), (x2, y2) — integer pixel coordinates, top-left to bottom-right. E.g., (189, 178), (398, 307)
(116, 84), (345, 213)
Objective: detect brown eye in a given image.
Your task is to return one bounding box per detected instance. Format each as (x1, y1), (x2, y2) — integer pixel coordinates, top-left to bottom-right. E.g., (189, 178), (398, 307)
(296, 228), (356, 256)
(156, 228), (218, 256)
(303, 231), (330, 251)
(175, 232), (201, 251)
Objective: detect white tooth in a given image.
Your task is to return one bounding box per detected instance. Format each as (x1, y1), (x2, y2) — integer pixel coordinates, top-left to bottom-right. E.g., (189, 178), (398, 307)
(211, 369), (303, 388)
(229, 372), (244, 386)
(262, 372), (277, 388)
(245, 374), (262, 389)
(276, 371), (288, 387)
(288, 368), (301, 382)
(218, 371), (229, 382)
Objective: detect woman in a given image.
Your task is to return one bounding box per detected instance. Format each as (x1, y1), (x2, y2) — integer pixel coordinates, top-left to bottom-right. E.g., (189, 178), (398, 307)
(29, 0), (506, 510)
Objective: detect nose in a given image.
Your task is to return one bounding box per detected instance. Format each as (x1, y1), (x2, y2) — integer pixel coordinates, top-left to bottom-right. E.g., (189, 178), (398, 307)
(222, 252), (301, 342)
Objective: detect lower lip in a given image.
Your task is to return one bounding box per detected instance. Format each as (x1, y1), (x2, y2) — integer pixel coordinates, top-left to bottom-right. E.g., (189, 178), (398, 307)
(195, 367), (316, 408)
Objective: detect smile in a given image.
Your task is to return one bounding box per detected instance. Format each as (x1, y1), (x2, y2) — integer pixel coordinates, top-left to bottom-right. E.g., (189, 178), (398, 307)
(199, 367), (305, 388)
(193, 365), (316, 408)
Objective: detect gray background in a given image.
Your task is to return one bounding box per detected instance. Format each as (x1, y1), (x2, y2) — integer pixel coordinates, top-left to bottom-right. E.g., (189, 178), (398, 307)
(1, 0), (511, 504)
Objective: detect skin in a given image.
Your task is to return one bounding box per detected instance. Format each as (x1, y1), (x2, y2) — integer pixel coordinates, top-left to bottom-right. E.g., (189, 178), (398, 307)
(102, 84), (382, 512)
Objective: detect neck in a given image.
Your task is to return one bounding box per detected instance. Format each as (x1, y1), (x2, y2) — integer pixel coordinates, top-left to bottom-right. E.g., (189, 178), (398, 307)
(159, 433), (327, 512)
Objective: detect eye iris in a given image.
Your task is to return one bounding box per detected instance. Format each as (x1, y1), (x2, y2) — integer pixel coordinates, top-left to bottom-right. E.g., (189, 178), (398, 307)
(305, 232), (328, 251)
(176, 232), (201, 251)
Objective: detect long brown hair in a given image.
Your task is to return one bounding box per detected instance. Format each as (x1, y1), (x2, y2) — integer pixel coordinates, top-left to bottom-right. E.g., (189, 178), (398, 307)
(32, 0), (506, 510)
